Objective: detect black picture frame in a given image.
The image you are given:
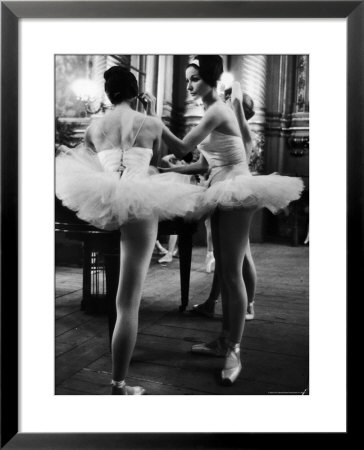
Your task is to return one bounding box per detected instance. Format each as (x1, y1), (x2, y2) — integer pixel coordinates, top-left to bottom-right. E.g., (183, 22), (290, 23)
(1, 1), (359, 448)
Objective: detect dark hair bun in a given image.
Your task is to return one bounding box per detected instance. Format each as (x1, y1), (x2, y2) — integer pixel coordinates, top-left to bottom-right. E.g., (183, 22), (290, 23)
(104, 66), (138, 105)
(193, 55), (224, 88)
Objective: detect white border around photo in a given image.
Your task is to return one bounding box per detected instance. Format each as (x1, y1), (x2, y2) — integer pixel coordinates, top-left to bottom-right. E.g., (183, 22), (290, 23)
(19, 18), (346, 433)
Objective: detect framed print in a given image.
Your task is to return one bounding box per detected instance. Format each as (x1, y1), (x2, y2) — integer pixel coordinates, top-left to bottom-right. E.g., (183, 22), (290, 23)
(1, 0), (360, 448)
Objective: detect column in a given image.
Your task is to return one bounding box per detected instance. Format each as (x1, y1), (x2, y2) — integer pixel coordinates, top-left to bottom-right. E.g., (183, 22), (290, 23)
(288, 55), (309, 157)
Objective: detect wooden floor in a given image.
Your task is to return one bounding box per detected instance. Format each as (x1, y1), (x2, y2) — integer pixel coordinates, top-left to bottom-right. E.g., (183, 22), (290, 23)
(55, 243), (309, 395)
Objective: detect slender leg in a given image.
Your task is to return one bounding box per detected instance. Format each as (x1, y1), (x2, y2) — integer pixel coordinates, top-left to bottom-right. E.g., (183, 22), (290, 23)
(211, 209), (230, 334)
(216, 208), (255, 344)
(205, 218), (214, 253)
(243, 240), (257, 307)
(111, 217), (158, 383)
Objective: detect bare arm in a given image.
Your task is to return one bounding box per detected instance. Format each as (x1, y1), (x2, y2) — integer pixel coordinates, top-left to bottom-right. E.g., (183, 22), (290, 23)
(161, 107), (222, 158)
(231, 82), (253, 160)
(150, 119), (163, 167)
(143, 92), (223, 159)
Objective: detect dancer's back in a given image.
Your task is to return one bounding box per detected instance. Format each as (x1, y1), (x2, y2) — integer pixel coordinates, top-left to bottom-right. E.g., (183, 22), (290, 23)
(86, 105), (162, 161)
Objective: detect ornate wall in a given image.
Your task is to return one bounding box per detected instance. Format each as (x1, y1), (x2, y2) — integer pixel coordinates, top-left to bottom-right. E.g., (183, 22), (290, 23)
(55, 54), (309, 245)
(173, 54), (309, 244)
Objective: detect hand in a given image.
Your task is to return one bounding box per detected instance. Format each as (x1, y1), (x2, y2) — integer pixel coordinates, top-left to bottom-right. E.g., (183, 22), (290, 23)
(140, 92), (157, 116)
(161, 154), (183, 168)
(231, 81), (243, 105)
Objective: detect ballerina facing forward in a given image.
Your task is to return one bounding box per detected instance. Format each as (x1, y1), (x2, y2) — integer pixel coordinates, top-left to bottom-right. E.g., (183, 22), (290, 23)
(145, 55), (303, 385)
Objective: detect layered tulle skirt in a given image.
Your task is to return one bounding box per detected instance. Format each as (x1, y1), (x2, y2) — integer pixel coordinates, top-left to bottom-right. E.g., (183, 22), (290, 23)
(55, 146), (205, 230)
(200, 164), (304, 213)
(56, 146), (304, 230)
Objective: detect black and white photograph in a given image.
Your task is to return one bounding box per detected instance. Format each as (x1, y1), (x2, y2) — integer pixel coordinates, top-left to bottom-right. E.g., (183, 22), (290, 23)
(55, 54), (309, 396)
(2, 0), (356, 444)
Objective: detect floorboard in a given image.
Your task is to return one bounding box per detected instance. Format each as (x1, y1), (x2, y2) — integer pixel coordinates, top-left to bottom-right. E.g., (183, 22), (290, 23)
(55, 243), (309, 395)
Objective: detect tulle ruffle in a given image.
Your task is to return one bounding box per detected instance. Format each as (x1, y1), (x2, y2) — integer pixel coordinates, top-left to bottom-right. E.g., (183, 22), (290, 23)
(55, 146), (205, 230)
(201, 170), (304, 214)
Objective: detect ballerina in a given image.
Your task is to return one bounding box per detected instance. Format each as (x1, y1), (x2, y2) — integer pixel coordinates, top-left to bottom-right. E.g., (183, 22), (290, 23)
(145, 55), (303, 385)
(192, 88), (257, 320)
(56, 66), (204, 394)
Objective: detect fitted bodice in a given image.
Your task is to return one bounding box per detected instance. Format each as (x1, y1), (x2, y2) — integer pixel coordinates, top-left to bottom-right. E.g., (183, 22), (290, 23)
(198, 130), (248, 168)
(198, 130), (250, 185)
(97, 147), (153, 177)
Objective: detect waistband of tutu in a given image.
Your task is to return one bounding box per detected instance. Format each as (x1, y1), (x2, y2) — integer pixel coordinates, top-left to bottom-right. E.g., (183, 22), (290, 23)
(207, 162), (247, 184)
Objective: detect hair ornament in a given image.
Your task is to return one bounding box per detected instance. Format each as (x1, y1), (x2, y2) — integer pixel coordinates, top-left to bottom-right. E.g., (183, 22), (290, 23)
(191, 59), (200, 67)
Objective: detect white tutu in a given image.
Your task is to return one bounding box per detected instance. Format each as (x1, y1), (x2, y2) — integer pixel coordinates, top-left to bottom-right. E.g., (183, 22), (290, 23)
(56, 145), (205, 230)
(201, 166), (304, 214)
(198, 131), (304, 214)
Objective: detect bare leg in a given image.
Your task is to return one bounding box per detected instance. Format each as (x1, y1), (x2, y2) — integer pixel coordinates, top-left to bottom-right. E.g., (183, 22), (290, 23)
(191, 208), (254, 361)
(205, 218), (213, 252)
(211, 209), (230, 334)
(205, 218), (215, 272)
(193, 236), (257, 319)
(111, 217), (158, 390)
(216, 208), (254, 343)
(243, 241), (256, 303)
(243, 240), (257, 320)
(216, 208), (255, 384)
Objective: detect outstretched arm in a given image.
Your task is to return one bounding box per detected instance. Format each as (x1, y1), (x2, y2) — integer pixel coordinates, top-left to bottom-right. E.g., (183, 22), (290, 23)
(161, 106), (222, 158)
(142, 92), (222, 159)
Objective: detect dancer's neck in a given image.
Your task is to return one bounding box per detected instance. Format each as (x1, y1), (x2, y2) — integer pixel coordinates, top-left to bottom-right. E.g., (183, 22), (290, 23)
(202, 90), (220, 110)
(114, 101), (133, 111)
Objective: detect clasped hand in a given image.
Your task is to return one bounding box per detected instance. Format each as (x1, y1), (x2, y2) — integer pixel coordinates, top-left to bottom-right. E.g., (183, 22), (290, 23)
(158, 154), (185, 173)
(138, 92), (157, 116)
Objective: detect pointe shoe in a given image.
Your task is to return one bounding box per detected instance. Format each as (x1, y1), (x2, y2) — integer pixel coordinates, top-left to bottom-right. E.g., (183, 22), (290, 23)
(191, 335), (227, 357)
(221, 344), (242, 385)
(191, 299), (218, 318)
(246, 302), (255, 321)
(111, 381), (146, 395)
(205, 252), (215, 273)
(158, 252), (173, 264)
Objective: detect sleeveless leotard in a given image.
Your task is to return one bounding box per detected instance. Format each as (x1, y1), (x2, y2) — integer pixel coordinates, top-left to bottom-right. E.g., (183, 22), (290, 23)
(56, 114), (205, 229)
(198, 130), (304, 213)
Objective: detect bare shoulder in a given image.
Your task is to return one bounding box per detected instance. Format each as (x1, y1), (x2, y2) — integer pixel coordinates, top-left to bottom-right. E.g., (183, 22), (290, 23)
(87, 116), (103, 135)
(205, 101), (229, 118)
(144, 115), (163, 134)
(216, 101), (234, 116)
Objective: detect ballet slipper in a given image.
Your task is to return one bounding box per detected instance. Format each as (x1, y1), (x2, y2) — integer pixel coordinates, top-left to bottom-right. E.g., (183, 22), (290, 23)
(221, 343), (242, 385)
(111, 380), (146, 395)
(158, 252), (173, 264)
(246, 301), (255, 321)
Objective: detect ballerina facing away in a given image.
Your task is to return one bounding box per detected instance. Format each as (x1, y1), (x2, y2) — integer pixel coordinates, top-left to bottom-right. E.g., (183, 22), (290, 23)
(56, 66), (205, 395)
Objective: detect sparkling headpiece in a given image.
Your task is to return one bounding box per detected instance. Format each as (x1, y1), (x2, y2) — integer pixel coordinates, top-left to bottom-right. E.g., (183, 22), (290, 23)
(191, 59), (200, 67)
